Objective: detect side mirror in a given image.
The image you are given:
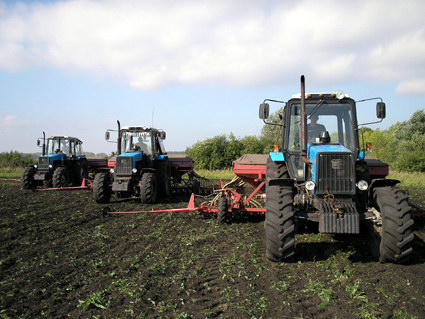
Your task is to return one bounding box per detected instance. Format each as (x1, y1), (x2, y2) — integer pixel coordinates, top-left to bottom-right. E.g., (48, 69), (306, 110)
(105, 131), (110, 141)
(37, 139), (41, 147)
(259, 103), (270, 120)
(376, 102), (386, 119)
(159, 131), (166, 140)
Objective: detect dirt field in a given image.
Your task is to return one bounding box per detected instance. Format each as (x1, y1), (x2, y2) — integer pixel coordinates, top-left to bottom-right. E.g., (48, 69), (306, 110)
(1, 181), (424, 319)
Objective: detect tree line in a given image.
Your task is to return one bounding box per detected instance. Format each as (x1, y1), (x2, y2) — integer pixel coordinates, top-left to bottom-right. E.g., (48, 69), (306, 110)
(186, 109), (425, 172)
(1, 109), (424, 172)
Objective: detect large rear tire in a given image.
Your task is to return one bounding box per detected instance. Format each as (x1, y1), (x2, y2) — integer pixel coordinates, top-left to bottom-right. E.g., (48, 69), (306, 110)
(140, 172), (158, 204)
(52, 167), (69, 188)
(265, 159), (295, 261)
(93, 172), (112, 204)
(371, 186), (414, 263)
(157, 160), (171, 198)
(22, 166), (36, 189)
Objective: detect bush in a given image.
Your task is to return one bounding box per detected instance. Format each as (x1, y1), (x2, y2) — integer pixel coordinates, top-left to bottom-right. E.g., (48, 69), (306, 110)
(186, 134), (264, 170)
(0, 151), (36, 169)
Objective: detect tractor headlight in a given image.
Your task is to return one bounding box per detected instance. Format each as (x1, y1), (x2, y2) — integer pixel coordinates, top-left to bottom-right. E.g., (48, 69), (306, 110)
(34, 164), (37, 168)
(305, 181), (315, 191)
(48, 164), (53, 168)
(110, 168), (115, 174)
(132, 168), (138, 174)
(357, 180), (368, 191)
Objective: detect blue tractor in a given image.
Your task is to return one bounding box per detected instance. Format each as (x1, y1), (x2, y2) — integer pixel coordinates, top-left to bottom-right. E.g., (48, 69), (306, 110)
(259, 76), (414, 263)
(93, 121), (171, 204)
(22, 133), (88, 189)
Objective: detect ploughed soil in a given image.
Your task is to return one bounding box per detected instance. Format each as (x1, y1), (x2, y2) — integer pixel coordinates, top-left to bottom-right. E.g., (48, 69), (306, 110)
(1, 180), (424, 319)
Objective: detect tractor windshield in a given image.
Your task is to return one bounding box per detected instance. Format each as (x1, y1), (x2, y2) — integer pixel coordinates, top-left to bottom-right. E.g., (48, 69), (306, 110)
(46, 138), (83, 156)
(121, 131), (152, 155)
(287, 101), (356, 152)
(47, 138), (70, 156)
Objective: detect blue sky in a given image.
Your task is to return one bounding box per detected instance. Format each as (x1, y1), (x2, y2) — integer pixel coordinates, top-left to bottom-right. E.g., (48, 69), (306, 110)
(1, 0), (424, 154)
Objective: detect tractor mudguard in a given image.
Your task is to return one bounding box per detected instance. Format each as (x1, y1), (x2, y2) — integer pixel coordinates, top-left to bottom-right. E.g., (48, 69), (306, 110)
(368, 178), (400, 199)
(268, 177), (294, 187)
(140, 168), (157, 175)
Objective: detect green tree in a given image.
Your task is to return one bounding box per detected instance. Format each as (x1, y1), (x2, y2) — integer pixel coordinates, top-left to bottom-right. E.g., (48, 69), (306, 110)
(186, 135), (229, 170)
(0, 151), (35, 169)
(240, 135), (264, 154)
(260, 107), (284, 153)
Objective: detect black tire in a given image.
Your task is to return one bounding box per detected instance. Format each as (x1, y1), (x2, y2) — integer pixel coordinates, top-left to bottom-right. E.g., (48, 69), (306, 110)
(140, 172), (158, 204)
(22, 166), (36, 189)
(74, 160), (88, 186)
(370, 186), (414, 263)
(93, 172), (112, 204)
(157, 160), (171, 197)
(217, 197), (228, 224)
(52, 166), (69, 188)
(265, 159), (295, 261)
(266, 158), (289, 180)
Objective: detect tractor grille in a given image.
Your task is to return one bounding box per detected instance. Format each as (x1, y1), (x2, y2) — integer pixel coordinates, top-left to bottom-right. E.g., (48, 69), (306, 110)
(38, 157), (50, 170)
(316, 153), (355, 195)
(116, 157), (133, 176)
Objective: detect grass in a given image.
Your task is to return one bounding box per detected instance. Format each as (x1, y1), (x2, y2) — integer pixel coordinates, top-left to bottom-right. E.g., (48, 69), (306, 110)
(388, 171), (425, 187)
(0, 167), (22, 178)
(195, 169), (235, 180)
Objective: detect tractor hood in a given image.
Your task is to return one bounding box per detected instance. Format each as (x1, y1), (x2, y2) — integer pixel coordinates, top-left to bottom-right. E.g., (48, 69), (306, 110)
(119, 152), (144, 162)
(308, 144), (352, 161)
(43, 153), (66, 161)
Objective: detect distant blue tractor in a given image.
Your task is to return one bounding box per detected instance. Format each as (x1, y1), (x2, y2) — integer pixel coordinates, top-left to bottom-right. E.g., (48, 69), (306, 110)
(259, 76), (414, 263)
(93, 121), (171, 204)
(22, 134), (88, 189)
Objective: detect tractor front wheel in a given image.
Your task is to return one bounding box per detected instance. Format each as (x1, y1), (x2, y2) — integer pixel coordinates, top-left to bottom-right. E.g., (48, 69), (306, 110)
(52, 167), (69, 188)
(93, 172), (112, 203)
(140, 172), (158, 204)
(22, 166), (36, 189)
(369, 186), (414, 263)
(265, 160), (295, 262)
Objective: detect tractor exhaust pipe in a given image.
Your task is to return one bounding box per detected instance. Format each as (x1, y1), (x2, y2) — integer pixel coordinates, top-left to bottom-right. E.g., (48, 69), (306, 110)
(117, 120), (121, 155)
(300, 75), (307, 157)
(42, 131), (46, 156)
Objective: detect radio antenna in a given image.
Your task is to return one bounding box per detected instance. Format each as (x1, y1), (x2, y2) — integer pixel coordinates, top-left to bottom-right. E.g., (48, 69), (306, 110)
(151, 105), (155, 127)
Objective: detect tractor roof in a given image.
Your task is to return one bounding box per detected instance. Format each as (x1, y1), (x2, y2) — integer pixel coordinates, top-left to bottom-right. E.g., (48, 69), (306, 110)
(291, 91), (350, 99)
(49, 136), (82, 142)
(122, 126), (164, 133)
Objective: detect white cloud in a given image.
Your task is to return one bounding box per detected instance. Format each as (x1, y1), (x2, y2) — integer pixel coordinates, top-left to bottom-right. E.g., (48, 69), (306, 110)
(0, 0), (425, 91)
(0, 114), (36, 127)
(396, 78), (425, 95)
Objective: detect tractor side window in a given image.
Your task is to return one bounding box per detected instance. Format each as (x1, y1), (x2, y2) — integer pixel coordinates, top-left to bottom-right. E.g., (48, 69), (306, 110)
(158, 137), (166, 154)
(288, 106), (301, 151)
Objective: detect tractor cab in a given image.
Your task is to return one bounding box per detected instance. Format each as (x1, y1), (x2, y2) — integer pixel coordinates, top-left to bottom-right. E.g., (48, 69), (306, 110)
(284, 93), (359, 187)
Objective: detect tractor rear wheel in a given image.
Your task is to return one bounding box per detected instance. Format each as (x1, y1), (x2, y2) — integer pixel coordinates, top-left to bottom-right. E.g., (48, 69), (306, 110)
(93, 172), (112, 203)
(53, 167), (69, 188)
(157, 160), (171, 197)
(22, 166), (36, 189)
(217, 197), (228, 224)
(140, 172), (158, 204)
(265, 160), (295, 261)
(370, 186), (414, 263)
